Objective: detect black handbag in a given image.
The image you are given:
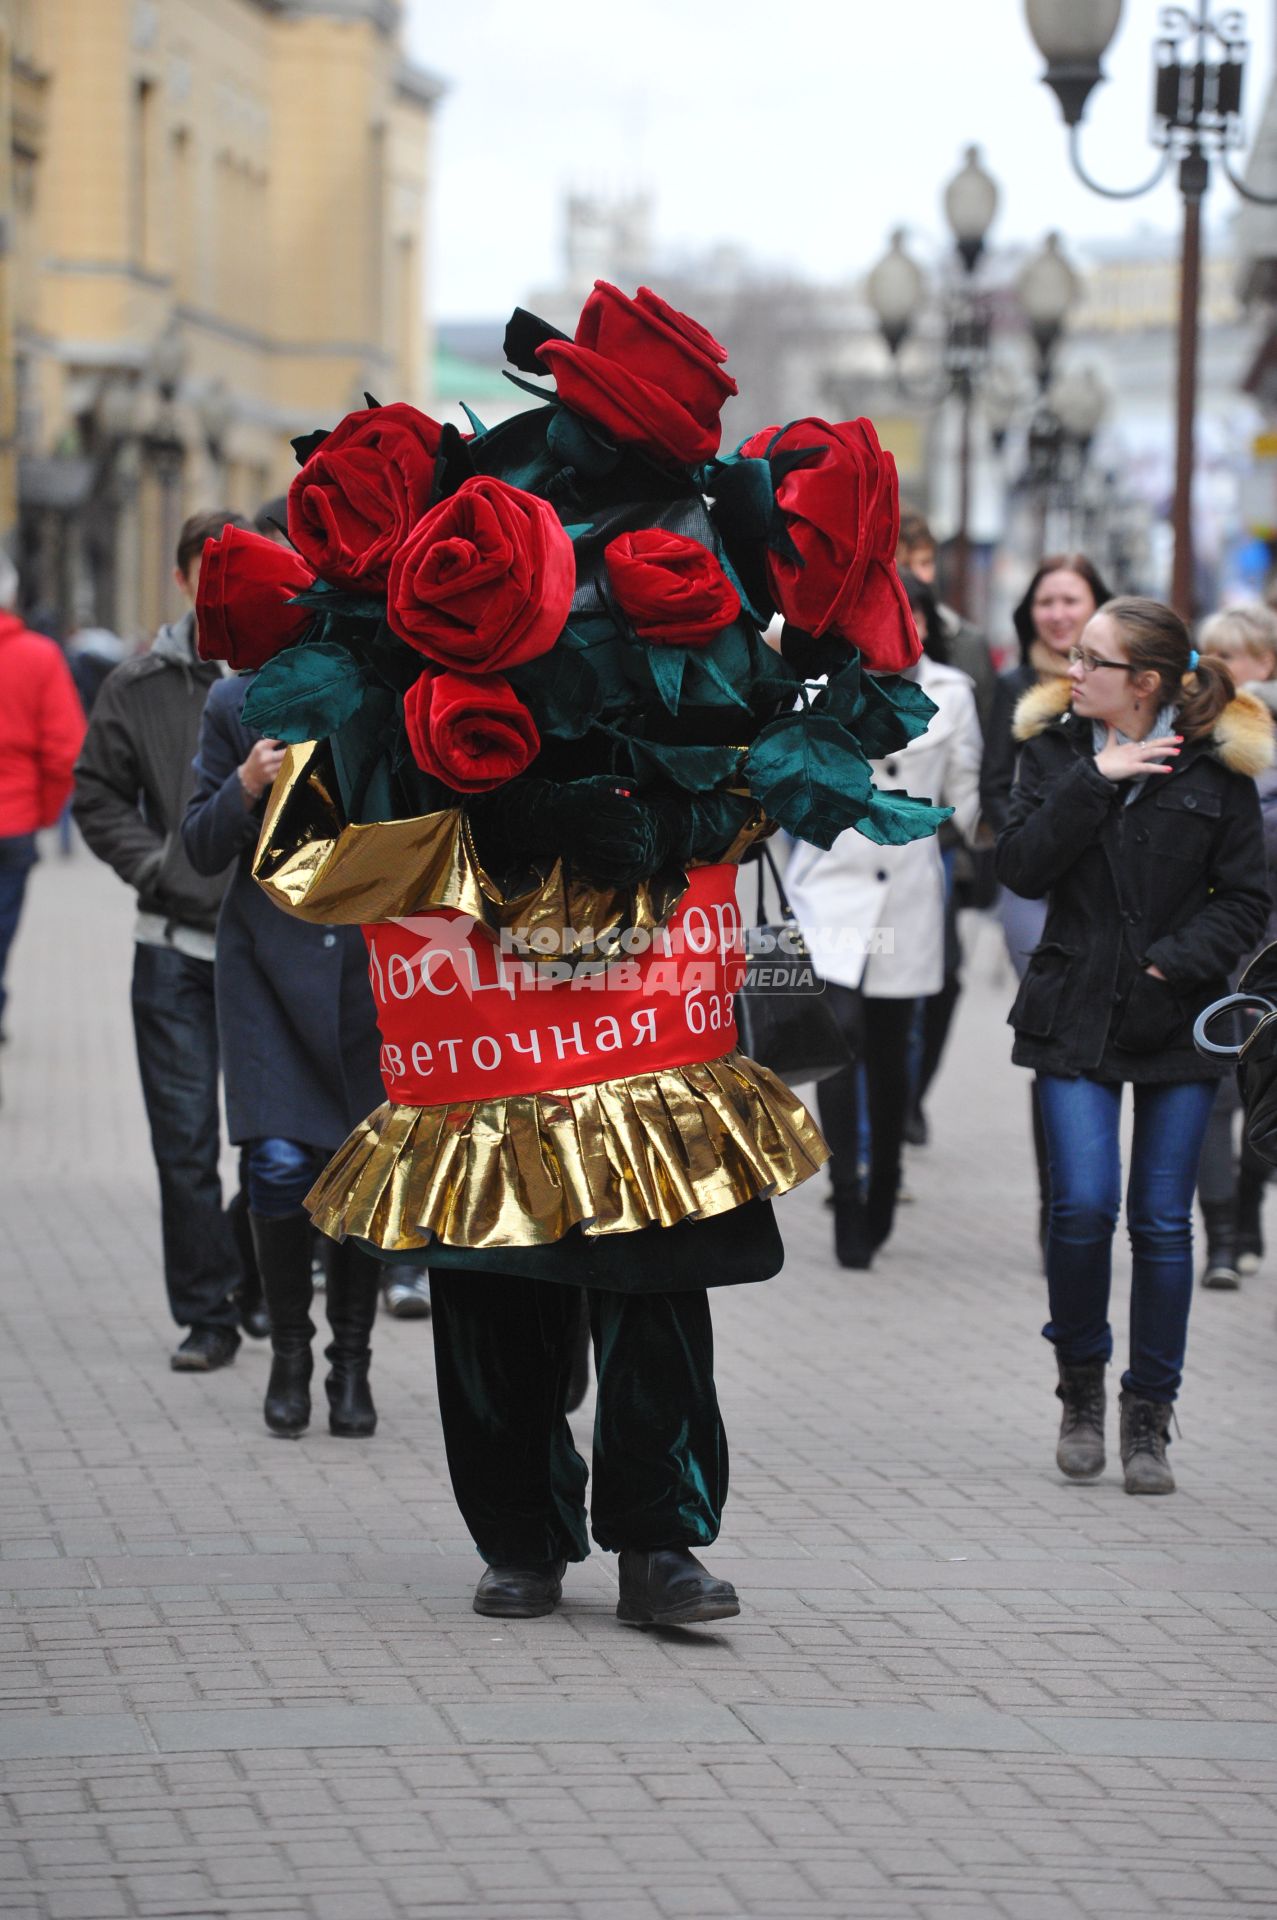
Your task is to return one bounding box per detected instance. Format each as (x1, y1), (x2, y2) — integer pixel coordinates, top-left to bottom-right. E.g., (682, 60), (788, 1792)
(733, 842), (857, 1087)
(1193, 943), (1277, 1165)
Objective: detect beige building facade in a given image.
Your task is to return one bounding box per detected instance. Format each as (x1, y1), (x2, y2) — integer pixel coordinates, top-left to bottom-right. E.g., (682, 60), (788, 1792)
(2, 0), (440, 640)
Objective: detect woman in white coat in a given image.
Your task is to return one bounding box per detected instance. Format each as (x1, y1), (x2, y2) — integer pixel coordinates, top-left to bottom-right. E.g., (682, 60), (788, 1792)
(785, 577), (983, 1269)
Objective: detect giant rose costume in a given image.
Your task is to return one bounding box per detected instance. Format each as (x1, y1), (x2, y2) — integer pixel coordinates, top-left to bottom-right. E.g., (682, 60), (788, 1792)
(196, 284), (946, 1624)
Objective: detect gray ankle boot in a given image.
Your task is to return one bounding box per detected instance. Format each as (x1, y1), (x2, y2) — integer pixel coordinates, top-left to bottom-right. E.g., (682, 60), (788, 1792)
(1055, 1357), (1107, 1479)
(1119, 1391), (1175, 1495)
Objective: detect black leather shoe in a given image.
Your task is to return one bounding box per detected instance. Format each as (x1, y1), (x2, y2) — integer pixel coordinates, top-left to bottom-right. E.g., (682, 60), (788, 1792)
(473, 1560), (566, 1618)
(616, 1548), (740, 1627)
(171, 1326), (240, 1373)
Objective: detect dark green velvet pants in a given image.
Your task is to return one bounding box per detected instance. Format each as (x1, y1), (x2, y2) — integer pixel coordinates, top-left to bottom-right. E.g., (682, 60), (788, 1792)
(429, 1270), (728, 1565)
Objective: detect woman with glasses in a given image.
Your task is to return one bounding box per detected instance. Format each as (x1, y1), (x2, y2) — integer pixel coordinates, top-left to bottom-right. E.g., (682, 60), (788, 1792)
(982, 556), (1113, 1252)
(997, 597), (1271, 1494)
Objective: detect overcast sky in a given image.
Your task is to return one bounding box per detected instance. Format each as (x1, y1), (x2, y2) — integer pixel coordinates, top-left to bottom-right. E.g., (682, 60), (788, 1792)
(404, 0), (1277, 322)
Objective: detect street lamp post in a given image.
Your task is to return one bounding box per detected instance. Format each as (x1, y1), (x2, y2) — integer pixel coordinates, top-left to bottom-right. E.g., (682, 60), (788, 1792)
(868, 180), (1080, 615)
(867, 147), (1001, 616)
(1025, 0), (1277, 617)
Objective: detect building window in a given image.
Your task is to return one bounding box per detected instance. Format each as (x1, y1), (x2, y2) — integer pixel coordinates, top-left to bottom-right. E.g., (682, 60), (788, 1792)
(131, 77), (158, 272)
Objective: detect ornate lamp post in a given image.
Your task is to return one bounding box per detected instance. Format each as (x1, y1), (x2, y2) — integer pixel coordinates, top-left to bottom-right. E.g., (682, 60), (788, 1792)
(1025, 0), (1277, 615)
(868, 174), (1081, 613)
(1017, 232), (1084, 388)
(867, 146), (1001, 615)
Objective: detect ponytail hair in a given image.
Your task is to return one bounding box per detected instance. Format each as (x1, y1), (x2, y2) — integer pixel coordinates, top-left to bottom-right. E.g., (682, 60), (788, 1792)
(1103, 595), (1236, 743)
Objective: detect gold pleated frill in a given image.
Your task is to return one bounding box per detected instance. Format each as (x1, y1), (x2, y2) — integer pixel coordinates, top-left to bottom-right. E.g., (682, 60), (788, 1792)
(306, 1051), (828, 1252)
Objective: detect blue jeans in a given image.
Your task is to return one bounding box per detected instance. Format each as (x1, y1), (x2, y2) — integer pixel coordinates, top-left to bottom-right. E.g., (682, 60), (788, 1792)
(243, 1137), (327, 1219)
(1037, 1074), (1218, 1402)
(0, 835), (36, 1031)
(131, 942), (240, 1332)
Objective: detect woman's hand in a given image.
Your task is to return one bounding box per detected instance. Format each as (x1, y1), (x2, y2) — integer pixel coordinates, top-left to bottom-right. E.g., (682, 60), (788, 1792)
(1095, 726), (1181, 783)
(238, 738), (287, 803)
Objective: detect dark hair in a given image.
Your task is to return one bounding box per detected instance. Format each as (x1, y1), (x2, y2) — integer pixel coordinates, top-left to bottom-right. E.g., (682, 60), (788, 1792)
(898, 507), (934, 556)
(253, 495), (290, 539)
(1103, 595), (1235, 743)
(175, 509), (250, 579)
(1012, 552), (1113, 662)
(899, 568), (948, 664)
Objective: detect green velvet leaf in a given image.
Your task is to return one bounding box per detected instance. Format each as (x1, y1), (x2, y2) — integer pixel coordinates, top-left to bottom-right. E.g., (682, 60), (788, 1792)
(855, 789), (954, 847)
(647, 644), (687, 717)
(547, 406), (620, 476)
(508, 643), (603, 741)
(290, 585), (384, 622)
(855, 674), (938, 760)
(329, 686), (397, 822)
(242, 641), (370, 745)
(365, 619), (427, 696)
(503, 305), (571, 373)
(704, 455), (776, 543)
(813, 657), (865, 726)
(686, 644), (751, 712)
(625, 739), (743, 791)
(459, 403), (487, 438)
(743, 711), (875, 849)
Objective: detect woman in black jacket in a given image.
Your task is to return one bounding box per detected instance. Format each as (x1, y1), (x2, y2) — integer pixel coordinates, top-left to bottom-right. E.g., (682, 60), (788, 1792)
(997, 597), (1271, 1496)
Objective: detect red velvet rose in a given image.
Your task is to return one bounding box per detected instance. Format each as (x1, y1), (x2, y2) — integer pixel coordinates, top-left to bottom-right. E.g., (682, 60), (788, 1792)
(536, 281), (738, 467)
(195, 527), (316, 670)
(403, 669), (540, 794)
(388, 475), (574, 673)
(604, 530), (740, 646)
(738, 417), (921, 673)
(288, 401), (442, 592)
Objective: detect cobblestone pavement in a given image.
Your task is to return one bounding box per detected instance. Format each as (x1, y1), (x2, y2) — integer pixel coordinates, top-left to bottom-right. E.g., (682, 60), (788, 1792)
(2, 845), (1277, 1920)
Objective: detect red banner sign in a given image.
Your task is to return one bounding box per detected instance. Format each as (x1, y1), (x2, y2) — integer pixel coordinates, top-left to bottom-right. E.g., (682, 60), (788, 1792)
(364, 863), (745, 1105)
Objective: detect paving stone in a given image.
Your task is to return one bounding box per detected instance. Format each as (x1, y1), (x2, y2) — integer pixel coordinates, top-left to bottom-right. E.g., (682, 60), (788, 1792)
(4, 852), (1277, 1919)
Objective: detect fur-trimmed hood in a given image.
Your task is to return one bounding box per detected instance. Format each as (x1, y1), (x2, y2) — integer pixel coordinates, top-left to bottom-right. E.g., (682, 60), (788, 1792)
(1011, 676), (1277, 779)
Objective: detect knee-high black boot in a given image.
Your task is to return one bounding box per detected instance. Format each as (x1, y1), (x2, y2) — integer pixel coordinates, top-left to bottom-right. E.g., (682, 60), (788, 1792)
(248, 1212), (315, 1437)
(324, 1238), (380, 1437)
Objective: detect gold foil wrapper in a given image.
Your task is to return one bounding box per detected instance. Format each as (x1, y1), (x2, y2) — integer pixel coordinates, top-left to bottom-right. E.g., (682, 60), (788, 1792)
(252, 740), (769, 959)
(305, 1051), (829, 1252)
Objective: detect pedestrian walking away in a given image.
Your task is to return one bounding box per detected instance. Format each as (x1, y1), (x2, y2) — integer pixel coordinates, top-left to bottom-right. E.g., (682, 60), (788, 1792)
(191, 294), (950, 1629)
(72, 512), (265, 1372)
(997, 596), (1272, 1495)
(0, 552), (85, 1060)
(182, 660), (388, 1440)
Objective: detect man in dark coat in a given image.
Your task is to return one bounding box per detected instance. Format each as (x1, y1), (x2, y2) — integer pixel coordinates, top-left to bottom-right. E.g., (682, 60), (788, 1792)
(182, 674), (389, 1439)
(73, 511), (255, 1372)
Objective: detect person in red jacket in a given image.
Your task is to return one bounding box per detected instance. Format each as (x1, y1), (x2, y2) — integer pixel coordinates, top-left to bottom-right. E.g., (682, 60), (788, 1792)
(0, 555), (85, 1041)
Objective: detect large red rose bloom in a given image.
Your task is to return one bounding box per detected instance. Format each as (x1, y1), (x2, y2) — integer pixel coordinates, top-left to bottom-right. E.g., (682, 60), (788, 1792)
(288, 401), (442, 592)
(388, 475), (574, 673)
(403, 670), (540, 794)
(536, 281), (738, 467)
(604, 530), (740, 646)
(195, 527), (316, 670)
(739, 417), (921, 673)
